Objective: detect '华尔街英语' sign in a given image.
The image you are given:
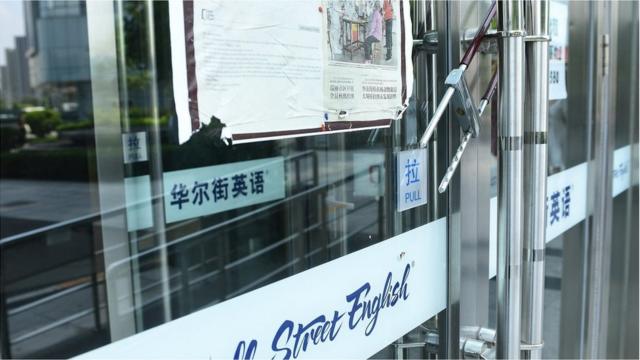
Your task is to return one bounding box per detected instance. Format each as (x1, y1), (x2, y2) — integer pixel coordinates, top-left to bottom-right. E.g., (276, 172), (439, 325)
(75, 217), (447, 359)
(163, 157), (286, 223)
(169, 0), (414, 144)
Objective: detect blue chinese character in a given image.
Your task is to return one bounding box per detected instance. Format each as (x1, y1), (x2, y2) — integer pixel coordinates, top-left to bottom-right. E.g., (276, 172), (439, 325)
(170, 183), (189, 209)
(250, 171), (264, 194)
(212, 177), (229, 202)
(562, 185), (570, 218)
(128, 135), (140, 151)
(232, 174), (248, 198)
(550, 191), (560, 225)
(404, 158), (420, 186)
(191, 181), (210, 205)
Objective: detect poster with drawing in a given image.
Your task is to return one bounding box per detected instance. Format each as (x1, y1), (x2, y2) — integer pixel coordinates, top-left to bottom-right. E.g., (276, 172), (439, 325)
(169, 0), (413, 144)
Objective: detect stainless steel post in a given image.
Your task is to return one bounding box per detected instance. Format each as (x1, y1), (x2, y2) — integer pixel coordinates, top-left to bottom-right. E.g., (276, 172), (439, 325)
(428, 0), (439, 218)
(496, 0), (525, 358)
(146, 0), (173, 324)
(521, 0), (548, 358)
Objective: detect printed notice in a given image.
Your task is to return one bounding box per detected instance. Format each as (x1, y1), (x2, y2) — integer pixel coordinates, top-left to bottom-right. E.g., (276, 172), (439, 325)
(549, 0), (568, 100)
(169, 0), (413, 144)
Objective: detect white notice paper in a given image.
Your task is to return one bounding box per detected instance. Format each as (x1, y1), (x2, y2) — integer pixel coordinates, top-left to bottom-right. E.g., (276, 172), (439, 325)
(169, 0), (413, 144)
(548, 0), (568, 100)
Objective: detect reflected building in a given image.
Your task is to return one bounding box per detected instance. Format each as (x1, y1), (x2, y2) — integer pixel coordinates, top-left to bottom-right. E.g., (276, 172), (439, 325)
(0, 36), (32, 108)
(24, 0), (92, 119)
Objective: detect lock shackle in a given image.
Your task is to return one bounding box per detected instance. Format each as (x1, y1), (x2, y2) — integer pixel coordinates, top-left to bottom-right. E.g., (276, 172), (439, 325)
(460, 1), (498, 66)
(419, 1), (497, 149)
(478, 71), (499, 114)
(482, 71), (499, 101)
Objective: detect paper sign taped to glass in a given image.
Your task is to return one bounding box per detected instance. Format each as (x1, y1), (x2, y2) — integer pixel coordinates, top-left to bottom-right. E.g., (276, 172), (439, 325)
(169, 0), (414, 144)
(548, 0), (568, 100)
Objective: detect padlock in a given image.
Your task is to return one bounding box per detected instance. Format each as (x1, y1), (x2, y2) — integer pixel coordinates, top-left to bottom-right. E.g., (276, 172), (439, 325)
(438, 71), (499, 193)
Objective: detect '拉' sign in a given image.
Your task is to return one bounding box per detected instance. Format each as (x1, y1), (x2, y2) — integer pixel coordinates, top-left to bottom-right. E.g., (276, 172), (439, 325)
(163, 157), (286, 223)
(396, 148), (428, 212)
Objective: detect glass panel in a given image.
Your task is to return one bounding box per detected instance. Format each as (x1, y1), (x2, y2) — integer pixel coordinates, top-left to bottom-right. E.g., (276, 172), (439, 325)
(544, 1), (593, 358)
(606, 1), (639, 358)
(0, 1), (446, 358)
(0, 1), (108, 358)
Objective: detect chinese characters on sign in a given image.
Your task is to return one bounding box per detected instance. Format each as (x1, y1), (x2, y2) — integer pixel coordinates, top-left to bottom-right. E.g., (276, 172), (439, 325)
(122, 132), (148, 164)
(170, 172), (266, 210)
(541, 162), (588, 242)
(396, 149), (428, 212)
(546, 185), (571, 226)
(163, 157), (285, 223)
(548, 0), (568, 100)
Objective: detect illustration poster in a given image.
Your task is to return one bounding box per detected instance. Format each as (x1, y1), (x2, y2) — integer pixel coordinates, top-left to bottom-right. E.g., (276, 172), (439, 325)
(169, 0), (413, 144)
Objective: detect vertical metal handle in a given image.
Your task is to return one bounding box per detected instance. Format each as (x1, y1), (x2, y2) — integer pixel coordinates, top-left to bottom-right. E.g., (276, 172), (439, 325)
(496, 0), (526, 357)
(521, 0), (549, 358)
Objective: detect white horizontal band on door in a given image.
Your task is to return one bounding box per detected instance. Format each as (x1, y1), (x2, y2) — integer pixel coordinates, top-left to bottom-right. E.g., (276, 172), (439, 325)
(489, 144), (638, 278)
(77, 218), (447, 359)
(543, 162), (589, 240)
(612, 144), (633, 197)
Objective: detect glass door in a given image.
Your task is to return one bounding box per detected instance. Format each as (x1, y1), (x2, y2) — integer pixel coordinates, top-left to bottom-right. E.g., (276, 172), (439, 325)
(1, 1), (454, 358)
